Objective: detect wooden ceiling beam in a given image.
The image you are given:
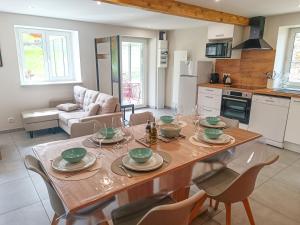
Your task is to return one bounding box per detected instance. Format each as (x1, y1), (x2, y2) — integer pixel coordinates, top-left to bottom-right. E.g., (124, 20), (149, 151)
(99, 0), (249, 26)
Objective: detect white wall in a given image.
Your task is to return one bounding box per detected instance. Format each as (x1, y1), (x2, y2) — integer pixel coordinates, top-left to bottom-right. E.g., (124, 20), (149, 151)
(0, 12), (157, 131)
(165, 26), (212, 107)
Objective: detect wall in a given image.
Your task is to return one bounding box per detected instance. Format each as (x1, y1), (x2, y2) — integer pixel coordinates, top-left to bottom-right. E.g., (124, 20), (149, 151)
(0, 12), (157, 131)
(165, 26), (211, 107)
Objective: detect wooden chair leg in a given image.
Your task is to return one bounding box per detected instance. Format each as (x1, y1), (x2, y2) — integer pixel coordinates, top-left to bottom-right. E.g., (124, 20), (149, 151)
(189, 193), (208, 223)
(51, 214), (59, 225)
(243, 198), (256, 225)
(225, 203), (231, 225)
(214, 200), (219, 211)
(209, 197), (213, 207)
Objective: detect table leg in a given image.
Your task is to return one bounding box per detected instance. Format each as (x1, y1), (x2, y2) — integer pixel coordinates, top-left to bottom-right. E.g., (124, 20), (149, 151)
(159, 165), (193, 202)
(117, 180), (154, 205)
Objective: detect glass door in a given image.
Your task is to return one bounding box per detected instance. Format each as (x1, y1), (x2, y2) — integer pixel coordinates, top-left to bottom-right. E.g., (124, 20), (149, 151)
(121, 38), (147, 107)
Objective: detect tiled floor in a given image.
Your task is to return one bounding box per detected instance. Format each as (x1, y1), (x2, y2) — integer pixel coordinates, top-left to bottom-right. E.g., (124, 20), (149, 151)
(0, 109), (300, 225)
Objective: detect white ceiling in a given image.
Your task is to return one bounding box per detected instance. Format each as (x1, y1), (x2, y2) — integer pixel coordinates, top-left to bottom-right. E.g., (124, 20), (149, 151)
(0, 0), (214, 30)
(179, 0), (300, 17)
(0, 0), (300, 30)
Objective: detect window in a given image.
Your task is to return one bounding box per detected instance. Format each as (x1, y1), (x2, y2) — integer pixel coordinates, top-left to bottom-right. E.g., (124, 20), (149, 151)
(285, 28), (300, 86)
(15, 26), (81, 85)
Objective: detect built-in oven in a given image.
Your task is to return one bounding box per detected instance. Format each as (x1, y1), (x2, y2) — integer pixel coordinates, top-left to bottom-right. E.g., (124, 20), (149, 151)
(205, 41), (232, 58)
(221, 90), (252, 124)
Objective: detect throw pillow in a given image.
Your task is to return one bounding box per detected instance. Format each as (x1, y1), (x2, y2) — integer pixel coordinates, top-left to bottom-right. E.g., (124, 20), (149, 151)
(56, 103), (79, 112)
(87, 103), (100, 116)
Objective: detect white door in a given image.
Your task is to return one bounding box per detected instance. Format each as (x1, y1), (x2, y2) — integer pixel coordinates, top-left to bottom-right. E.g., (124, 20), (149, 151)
(285, 97), (300, 145)
(120, 38), (147, 108)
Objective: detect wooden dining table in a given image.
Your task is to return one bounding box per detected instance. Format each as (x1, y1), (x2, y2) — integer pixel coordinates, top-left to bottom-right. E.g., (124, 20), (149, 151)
(33, 116), (261, 219)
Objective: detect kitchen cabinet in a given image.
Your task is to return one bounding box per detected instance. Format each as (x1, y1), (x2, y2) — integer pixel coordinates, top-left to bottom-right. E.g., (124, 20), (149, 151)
(208, 24), (235, 40)
(197, 87), (222, 117)
(284, 97), (300, 152)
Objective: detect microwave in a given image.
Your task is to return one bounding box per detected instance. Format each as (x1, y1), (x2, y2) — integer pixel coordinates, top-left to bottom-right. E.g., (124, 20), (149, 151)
(205, 42), (232, 58)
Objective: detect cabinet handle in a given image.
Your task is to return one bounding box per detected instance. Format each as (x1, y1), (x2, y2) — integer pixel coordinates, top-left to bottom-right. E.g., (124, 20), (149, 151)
(293, 100), (300, 103)
(205, 96), (214, 99)
(205, 89), (214, 92)
(216, 34), (225, 37)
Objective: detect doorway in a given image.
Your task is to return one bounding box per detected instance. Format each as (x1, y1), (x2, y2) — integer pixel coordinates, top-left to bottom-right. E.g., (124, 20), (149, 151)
(121, 37), (147, 107)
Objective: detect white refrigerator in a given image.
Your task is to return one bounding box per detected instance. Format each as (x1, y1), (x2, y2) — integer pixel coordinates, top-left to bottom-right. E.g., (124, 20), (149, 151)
(178, 61), (213, 115)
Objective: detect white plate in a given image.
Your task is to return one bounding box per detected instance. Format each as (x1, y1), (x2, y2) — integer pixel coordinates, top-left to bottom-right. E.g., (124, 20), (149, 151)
(92, 130), (124, 144)
(199, 134), (233, 145)
(51, 152), (96, 172)
(199, 120), (226, 129)
(122, 153), (164, 172)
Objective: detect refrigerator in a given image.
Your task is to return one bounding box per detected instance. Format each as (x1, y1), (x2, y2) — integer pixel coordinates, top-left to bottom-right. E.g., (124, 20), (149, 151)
(178, 61), (213, 115)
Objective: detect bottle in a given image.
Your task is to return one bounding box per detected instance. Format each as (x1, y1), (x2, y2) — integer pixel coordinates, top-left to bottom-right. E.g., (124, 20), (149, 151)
(151, 122), (157, 144)
(145, 120), (151, 144)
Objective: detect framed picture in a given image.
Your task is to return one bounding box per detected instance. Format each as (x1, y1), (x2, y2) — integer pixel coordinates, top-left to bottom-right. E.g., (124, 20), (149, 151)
(0, 49), (2, 67)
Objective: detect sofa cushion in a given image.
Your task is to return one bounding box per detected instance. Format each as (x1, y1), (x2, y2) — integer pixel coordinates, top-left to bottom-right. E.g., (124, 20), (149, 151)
(95, 93), (119, 114)
(74, 86), (86, 108)
(59, 111), (87, 125)
(87, 103), (100, 116)
(83, 90), (99, 112)
(56, 103), (79, 112)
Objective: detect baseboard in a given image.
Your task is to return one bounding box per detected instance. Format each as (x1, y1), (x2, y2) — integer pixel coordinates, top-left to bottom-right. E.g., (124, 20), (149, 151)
(0, 128), (24, 134)
(284, 142), (300, 153)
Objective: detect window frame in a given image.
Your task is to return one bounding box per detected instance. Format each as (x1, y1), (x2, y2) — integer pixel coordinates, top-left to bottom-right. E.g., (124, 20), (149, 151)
(15, 26), (81, 86)
(284, 27), (300, 87)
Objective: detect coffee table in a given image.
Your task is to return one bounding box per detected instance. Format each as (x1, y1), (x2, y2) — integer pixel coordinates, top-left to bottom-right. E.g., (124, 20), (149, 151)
(21, 108), (59, 138)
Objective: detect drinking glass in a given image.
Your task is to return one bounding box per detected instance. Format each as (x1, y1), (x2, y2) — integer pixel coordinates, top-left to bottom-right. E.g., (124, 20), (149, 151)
(94, 122), (107, 158)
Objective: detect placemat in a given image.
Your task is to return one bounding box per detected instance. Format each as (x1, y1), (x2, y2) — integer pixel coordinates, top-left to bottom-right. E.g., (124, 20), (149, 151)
(189, 135), (235, 147)
(48, 148), (103, 181)
(111, 151), (171, 177)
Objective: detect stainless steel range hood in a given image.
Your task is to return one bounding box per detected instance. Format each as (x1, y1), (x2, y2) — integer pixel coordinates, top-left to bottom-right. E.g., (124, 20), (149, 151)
(233, 16), (273, 50)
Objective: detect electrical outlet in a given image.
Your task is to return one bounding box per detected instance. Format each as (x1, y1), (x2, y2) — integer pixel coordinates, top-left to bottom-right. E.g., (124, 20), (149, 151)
(8, 117), (15, 124)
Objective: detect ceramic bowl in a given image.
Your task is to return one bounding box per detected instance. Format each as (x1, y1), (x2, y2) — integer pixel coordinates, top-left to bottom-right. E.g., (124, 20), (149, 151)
(204, 128), (223, 139)
(160, 124), (182, 138)
(99, 128), (117, 139)
(160, 115), (174, 124)
(129, 148), (153, 163)
(61, 148), (87, 163)
(206, 117), (221, 125)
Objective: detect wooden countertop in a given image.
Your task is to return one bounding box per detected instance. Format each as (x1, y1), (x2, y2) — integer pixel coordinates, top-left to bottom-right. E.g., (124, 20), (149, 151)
(198, 83), (300, 98)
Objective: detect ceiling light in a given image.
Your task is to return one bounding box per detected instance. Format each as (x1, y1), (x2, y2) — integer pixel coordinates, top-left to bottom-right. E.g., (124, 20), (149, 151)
(215, 0), (220, 2)
(96, 1), (102, 5)
(28, 5), (35, 9)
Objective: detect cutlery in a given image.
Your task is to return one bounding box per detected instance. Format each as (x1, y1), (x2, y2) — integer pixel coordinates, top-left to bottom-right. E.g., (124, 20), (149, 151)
(65, 167), (101, 178)
(88, 138), (100, 147)
(163, 159), (169, 164)
(118, 165), (132, 178)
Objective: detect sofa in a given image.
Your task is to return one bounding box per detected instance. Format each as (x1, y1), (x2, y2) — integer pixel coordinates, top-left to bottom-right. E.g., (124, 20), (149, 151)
(55, 86), (122, 136)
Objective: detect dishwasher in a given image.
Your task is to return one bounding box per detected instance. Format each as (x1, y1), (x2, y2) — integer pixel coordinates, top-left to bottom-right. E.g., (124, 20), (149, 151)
(248, 95), (291, 148)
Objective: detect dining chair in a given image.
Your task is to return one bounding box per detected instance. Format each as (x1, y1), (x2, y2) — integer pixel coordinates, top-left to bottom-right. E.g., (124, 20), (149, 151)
(111, 190), (207, 225)
(24, 155), (114, 225)
(193, 154), (279, 225)
(129, 112), (155, 126)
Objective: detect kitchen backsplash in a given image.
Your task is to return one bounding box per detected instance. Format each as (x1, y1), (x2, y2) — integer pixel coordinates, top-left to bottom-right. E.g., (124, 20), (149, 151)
(215, 50), (276, 88)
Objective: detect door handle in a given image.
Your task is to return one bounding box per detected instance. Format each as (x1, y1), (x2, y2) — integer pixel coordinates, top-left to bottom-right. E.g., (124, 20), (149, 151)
(222, 97), (248, 103)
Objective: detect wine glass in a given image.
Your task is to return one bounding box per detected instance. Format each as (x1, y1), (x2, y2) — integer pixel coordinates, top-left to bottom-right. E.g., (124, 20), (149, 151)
(173, 103), (183, 125)
(111, 117), (123, 152)
(94, 122), (107, 158)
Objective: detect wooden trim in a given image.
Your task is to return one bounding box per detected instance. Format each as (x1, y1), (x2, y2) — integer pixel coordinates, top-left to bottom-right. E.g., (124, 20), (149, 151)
(96, 54), (110, 59)
(95, 37), (110, 43)
(99, 0), (249, 26)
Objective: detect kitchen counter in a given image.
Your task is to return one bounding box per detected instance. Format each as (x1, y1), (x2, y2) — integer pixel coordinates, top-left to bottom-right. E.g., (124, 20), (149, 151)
(253, 88), (300, 98)
(198, 83), (300, 98)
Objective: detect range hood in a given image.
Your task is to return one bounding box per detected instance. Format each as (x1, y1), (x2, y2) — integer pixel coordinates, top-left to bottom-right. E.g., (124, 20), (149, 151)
(233, 16), (273, 50)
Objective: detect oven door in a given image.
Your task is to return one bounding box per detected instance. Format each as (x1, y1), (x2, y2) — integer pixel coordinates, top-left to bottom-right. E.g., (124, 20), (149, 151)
(221, 95), (251, 124)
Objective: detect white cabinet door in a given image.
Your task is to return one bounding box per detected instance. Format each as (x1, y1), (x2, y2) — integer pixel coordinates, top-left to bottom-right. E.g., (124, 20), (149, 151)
(197, 87), (222, 116)
(208, 24), (234, 40)
(285, 97), (300, 145)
